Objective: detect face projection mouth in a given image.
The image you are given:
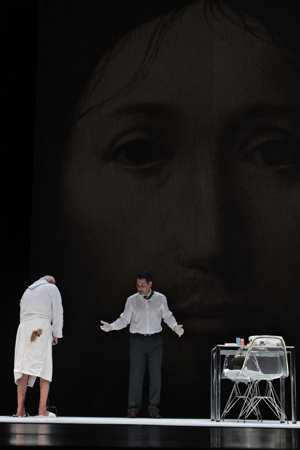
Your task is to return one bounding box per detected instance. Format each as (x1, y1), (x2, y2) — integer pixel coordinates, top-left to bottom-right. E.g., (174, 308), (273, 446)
(164, 271), (266, 334)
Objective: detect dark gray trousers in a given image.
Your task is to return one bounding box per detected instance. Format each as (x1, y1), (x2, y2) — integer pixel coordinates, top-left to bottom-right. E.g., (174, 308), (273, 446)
(128, 333), (163, 414)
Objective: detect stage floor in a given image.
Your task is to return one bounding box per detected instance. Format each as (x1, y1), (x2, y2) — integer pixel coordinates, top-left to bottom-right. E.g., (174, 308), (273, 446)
(0, 416), (299, 449)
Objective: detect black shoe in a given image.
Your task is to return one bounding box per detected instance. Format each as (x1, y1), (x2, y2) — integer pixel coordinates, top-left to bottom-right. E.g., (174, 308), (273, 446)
(149, 412), (162, 418)
(127, 411), (137, 418)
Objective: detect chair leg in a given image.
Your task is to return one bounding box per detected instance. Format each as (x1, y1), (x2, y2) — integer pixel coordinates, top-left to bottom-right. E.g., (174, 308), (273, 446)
(263, 381), (288, 423)
(239, 380), (288, 423)
(221, 382), (242, 420)
(222, 381), (262, 421)
(238, 381), (262, 422)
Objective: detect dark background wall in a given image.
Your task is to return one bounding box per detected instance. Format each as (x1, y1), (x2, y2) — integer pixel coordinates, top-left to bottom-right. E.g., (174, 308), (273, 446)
(2, 0), (300, 421)
(2, 0), (39, 414)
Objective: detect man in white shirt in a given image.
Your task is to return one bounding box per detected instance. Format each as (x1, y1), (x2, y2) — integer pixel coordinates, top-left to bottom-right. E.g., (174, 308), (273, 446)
(100, 271), (184, 418)
(13, 275), (63, 418)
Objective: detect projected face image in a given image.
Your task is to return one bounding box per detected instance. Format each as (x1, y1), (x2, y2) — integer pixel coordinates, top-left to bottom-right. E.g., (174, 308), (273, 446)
(59, 1), (300, 340)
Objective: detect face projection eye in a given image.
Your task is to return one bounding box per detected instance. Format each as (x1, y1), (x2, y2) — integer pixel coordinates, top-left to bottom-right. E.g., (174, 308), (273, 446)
(255, 140), (300, 166)
(114, 140), (167, 166)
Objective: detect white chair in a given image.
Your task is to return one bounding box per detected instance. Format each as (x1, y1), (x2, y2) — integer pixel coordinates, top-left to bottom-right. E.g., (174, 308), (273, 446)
(221, 353), (262, 421)
(237, 335), (289, 423)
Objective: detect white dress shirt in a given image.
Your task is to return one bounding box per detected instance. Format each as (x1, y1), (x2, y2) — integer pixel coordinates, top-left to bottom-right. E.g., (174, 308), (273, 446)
(110, 291), (178, 335)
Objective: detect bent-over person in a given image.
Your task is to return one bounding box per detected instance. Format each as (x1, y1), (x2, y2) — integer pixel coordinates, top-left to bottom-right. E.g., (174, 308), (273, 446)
(13, 276), (63, 417)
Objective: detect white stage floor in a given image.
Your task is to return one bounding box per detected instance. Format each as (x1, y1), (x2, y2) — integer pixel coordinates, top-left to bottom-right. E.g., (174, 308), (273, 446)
(0, 415), (298, 428)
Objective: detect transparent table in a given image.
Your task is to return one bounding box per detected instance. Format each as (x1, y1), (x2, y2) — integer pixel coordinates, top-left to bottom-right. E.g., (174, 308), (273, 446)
(211, 344), (297, 423)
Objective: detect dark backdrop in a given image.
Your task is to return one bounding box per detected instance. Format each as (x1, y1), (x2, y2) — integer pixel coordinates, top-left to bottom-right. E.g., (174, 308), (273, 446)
(2, 0), (39, 416)
(2, 0), (300, 421)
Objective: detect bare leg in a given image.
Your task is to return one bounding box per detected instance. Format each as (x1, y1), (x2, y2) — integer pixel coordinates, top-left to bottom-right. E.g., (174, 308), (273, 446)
(16, 374), (29, 416)
(38, 378), (50, 416)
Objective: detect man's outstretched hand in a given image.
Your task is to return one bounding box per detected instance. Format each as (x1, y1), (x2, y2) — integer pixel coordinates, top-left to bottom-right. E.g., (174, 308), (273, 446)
(100, 320), (112, 332)
(174, 324), (184, 337)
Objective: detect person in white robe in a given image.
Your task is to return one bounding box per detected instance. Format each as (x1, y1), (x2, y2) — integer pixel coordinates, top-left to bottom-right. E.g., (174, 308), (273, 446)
(13, 275), (63, 417)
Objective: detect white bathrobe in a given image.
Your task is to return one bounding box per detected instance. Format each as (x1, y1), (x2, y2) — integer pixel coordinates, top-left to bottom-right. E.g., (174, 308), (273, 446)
(14, 278), (63, 387)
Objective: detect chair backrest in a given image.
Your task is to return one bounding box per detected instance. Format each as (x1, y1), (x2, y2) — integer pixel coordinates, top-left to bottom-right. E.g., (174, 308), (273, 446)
(238, 335), (289, 380)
